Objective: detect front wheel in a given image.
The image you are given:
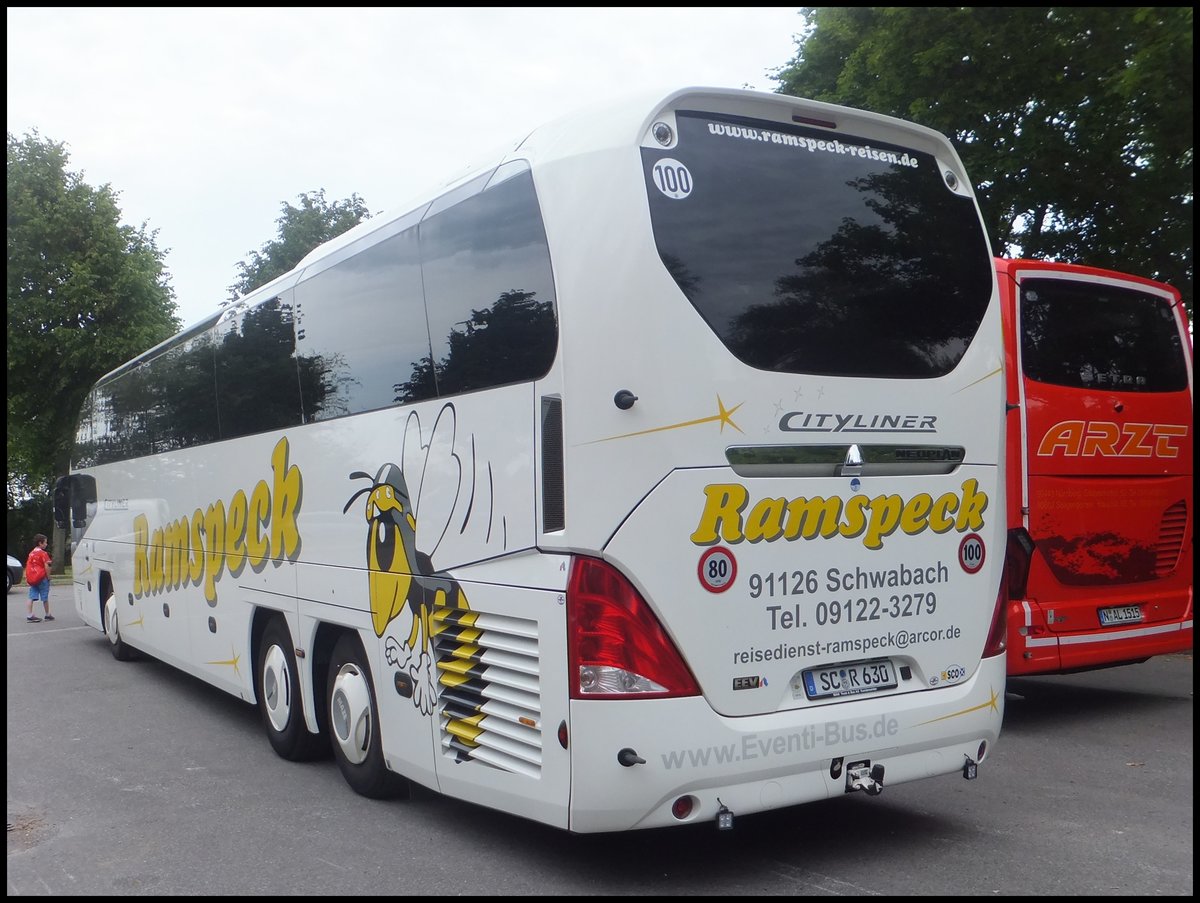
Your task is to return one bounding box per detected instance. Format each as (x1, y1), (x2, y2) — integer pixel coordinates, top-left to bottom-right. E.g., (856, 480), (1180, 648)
(326, 632), (406, 799)
(104, 593), (136, 661)
(256, 618), (325, 761)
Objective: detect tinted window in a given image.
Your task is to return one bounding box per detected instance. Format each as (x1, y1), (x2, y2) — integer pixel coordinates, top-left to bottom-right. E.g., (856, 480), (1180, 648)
(94, 369), (154, 462)
(75, 327), (220, 466)
(215, 294), (306, 437)
(73, 375), (149, 467)
(415, 168), (557, 398)
(1020, 278), (1188, 392)
(295, 225), (432, 420)
(75, 164), (559, 463)
(151, 331), (220, 450)
(643, 111), (993, 378)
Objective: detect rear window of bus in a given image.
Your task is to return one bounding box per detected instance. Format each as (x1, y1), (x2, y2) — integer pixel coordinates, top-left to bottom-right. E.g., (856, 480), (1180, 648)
(642, 111), (993, 379)
(1019, 278), (1188, 392)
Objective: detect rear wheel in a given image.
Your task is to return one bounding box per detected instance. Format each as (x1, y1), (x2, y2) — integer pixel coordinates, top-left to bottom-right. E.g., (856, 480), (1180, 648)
(104, 593), (135, 661)
(326, 632), (406, 799)
(256, 618), (325, 761)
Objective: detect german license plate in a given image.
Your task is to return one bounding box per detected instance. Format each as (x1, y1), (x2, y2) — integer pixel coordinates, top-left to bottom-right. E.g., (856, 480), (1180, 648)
(1098, 604), (1143, 626)
(800, 659), (897, 700)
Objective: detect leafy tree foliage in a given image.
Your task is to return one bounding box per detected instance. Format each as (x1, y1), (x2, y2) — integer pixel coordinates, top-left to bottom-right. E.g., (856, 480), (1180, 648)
(228, 189), (371, 299)
(774, 7), (1193, 315)
(7, 131), (180, 507)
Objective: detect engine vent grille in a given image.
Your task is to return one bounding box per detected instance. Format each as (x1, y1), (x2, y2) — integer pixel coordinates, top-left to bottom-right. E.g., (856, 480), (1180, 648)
(1154, 499), (1189, 577)
(432, 605), (542, 777)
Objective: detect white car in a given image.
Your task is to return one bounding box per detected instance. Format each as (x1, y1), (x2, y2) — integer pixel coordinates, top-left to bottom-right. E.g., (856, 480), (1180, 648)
(7, 554), (24, 593)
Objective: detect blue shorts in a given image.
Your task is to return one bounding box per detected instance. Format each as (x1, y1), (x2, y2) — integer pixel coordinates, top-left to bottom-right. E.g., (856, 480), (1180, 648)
(28, 578), (50, 603)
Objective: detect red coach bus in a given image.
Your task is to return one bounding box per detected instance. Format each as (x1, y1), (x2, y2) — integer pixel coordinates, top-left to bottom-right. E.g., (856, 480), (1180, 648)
(996, 257), (1193, 676)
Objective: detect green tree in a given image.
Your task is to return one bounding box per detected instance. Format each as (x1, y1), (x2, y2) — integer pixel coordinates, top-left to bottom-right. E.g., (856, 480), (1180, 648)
(774, 7), (1193, 316)
(228, 189), (372, 299)
(7, 131), (179, 517)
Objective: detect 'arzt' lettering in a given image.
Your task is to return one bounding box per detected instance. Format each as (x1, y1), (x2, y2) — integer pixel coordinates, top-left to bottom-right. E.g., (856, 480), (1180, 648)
(689, 480), (987, 551)
(133, 437), (303, 603)
(1037, 420), (1188, 458)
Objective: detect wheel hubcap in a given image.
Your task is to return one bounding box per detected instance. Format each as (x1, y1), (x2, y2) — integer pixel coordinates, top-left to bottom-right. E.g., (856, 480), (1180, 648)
(104, 596), (119, 645)
(331, 662), (372, 765)
(262, 644), (291, 732)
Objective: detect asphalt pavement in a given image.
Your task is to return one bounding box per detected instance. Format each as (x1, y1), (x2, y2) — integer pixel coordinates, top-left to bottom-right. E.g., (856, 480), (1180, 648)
(6, 583), (1193, 896)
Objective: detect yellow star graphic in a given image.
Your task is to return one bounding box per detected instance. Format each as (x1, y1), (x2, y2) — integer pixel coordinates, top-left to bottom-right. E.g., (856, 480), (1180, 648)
(207, 647), (242, 677)
(715, 396), (743, 433)
(585, 395), (744, 444)
(917, 686), (1002, 725)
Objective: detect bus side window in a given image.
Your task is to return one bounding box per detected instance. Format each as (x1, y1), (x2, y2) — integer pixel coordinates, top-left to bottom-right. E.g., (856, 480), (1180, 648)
(417, 167), (558, 397)
(215, 294), (305, 438)
(295, 223), (431, 419)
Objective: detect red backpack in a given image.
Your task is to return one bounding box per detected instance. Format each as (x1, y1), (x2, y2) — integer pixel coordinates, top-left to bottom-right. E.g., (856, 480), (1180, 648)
(26, 549), (48, 585)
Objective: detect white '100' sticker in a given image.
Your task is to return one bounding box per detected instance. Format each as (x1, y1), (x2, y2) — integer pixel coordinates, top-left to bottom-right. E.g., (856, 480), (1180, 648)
(652, 158), (693, 199)
(958, 533), (985, 574)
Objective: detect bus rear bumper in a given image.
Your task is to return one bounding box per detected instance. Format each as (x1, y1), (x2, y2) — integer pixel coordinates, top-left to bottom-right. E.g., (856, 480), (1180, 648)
(1008, 599), (1193, 676)
(566, 653), (1004, 833)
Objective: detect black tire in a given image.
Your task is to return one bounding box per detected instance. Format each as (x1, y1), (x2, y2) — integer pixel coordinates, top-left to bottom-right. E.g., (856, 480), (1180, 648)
(325, 632), (406, 799)
(256, 618), (325, 761)
(104, 593), (136, 661)
(6, 570), (12, 593)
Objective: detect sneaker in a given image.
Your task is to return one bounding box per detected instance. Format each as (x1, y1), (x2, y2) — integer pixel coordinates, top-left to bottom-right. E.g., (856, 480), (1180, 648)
(43, 615), (55, 621)
(26, 616), (41, 623)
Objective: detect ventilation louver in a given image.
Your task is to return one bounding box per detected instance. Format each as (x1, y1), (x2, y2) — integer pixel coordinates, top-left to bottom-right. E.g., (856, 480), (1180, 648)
(432, 605), (542, 778)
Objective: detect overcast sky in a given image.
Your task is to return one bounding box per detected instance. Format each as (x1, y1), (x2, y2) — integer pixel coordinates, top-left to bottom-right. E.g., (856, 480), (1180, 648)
(7, 7), (805, 329)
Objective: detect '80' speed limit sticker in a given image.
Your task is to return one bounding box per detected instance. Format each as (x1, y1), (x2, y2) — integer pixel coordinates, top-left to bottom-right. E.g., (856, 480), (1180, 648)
(698, 546), (737, 593)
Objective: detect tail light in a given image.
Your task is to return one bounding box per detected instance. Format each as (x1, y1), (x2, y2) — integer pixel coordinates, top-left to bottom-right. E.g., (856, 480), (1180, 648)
(982, 575), (1009, 658)
(1005, 527), (1035, 599)
(983, 529), (1033, 658)
(567, 556), (700, 699)
(979, 578), (1008, 658)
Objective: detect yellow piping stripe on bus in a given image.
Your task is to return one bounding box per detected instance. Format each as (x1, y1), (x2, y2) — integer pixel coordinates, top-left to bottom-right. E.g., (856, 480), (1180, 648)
(445, 720), (484, 744)
(438, 670), (473, 688)
(439, 657), (484, 676)
(446, 711), (486, 730)
(205, 648), (242, 677)
(916, 686), (1001, 725)
(584, 396), (744, 444)
(439, 626), (484, 644)
(432, 607), (479, 630)
(953, 365), (1002, 393)
(443, 644), (482, 663)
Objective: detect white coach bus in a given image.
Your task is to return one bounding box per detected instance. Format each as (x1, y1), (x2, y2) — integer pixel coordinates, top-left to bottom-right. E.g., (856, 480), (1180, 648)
(56, 86), (1010, 833)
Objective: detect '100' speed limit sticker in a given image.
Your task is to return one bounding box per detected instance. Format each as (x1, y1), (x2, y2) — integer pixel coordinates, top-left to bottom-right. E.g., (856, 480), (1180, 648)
(698, 546), (737, 593)
(958, 533), (985, 574)
(652, 158), (693, 199)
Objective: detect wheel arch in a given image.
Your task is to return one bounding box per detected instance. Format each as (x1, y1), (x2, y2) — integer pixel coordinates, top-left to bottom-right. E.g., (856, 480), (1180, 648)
(251, 612), (363, 747)
(248, 606), (278, 708)
(98, 571), (114, 634)
(309, 620), (354, 738)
